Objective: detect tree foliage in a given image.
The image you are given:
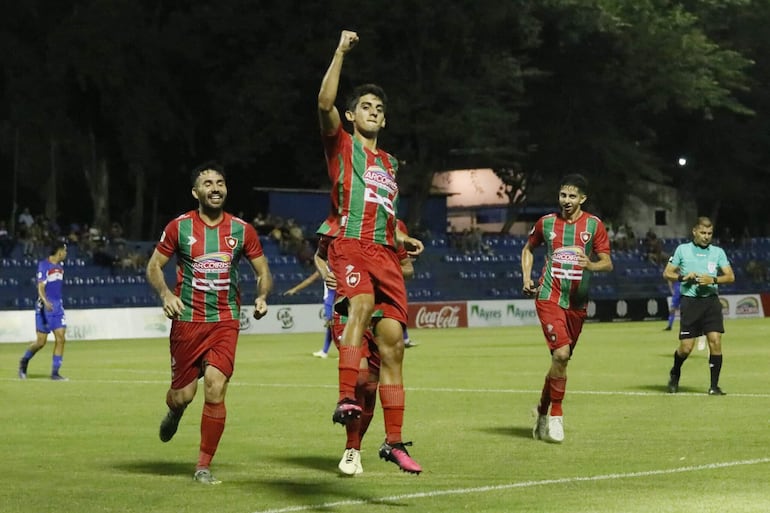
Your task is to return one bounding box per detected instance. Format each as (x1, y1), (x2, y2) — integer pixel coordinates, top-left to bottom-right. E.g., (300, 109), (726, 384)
(0, 0), (764, 237)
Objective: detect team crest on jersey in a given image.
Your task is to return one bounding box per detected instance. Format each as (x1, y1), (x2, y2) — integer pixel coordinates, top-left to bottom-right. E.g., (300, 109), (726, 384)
(580, 231), (592, 243)
(225, 236), (238, 249)
(346, 271), (361, 288)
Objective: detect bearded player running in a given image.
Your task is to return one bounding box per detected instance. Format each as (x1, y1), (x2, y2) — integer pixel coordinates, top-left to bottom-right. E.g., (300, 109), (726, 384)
(146, 162), (272, 485)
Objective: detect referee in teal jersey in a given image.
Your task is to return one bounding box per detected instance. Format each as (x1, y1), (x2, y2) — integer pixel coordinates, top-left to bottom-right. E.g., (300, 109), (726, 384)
(662, 217), (735, 395)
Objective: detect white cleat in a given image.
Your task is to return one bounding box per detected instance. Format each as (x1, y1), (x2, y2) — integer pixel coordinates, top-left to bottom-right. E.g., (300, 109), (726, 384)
(312, 350), (328, 358)
(544, 415), (564, 443)
(532, 409), (548, 440)
(338, 448), (363, 476)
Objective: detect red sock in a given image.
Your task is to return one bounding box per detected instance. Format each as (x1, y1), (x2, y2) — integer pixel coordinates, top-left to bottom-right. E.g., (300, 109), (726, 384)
(548, 377), (567, 417)
(379, 384), (404, 444)
(345, 369), (370, 450)
(537, 376), (551, 415)
(359, 380), (379, 441)
(197, 402), (226, 470)
(338, 346), (363, 401)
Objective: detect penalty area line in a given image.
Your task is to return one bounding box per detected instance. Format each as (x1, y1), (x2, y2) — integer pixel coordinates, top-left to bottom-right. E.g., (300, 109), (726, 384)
(249, 457), (770, 513)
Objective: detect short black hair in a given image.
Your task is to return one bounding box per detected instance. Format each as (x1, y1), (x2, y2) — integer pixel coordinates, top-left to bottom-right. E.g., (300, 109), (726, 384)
(190, 161), (226, 187)
(559, 173), (589, 195)
(346, 83), (388, 113)
(50, 241), (67, 255)
(694, 216), (713, 229)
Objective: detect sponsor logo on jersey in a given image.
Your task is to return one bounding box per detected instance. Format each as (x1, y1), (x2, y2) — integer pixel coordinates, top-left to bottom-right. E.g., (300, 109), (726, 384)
(193, 252), (232, 273)
(187, 235), (197, 246)
(552, 246), (584, 266)
(364, 167), (398, 194)
(45, 268), (64, 283)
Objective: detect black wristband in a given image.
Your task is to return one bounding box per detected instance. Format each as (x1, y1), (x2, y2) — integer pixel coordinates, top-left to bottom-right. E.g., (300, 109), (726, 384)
(713, 276), (718, 285)
(677, 275), (685, 282)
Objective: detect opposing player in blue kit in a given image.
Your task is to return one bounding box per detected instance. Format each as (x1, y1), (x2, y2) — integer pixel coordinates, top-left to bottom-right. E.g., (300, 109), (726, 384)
(18, 242), (70, 380)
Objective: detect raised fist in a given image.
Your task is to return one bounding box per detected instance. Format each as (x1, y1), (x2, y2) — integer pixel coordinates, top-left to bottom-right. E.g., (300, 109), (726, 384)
(337, 30), (359, 53)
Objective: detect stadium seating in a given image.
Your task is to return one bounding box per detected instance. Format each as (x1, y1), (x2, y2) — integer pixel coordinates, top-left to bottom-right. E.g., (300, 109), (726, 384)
(1, 235), (768, 310)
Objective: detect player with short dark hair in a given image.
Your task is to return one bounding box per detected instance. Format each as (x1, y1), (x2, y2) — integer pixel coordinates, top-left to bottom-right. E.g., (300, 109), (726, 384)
(318, 30), (424, 474)
(18, 241), (69, 380)
(146, 162), (273, 485)
(522, 174), (613, 443)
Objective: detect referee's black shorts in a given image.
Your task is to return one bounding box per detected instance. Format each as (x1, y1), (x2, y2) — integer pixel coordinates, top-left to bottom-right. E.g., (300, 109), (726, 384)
(679, 295), (724, 340)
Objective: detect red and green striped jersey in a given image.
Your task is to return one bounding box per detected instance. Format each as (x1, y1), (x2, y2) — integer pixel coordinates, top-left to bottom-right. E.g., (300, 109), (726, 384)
(528, 211), (611, 310)
(316, 211), (341, 238)
(322, 125), (399, 247)
(155, 210), (264, 322)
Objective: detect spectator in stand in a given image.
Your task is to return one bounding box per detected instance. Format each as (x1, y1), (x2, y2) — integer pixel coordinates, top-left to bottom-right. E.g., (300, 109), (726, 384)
(252, 212), (270, 235)
(746, 259), (768, 284)
(613, 224), (628, 251)
(66, 224), (81, 245)
(21, 217), (43, 258)
(18, 207), (35, 233)
(645, 229), (667, 265)
(109, 222), (125, 244)
(0, 220), (15, 257)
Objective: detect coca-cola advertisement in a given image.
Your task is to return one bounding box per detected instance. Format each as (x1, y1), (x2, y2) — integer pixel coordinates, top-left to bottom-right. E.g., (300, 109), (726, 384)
(408, 302), (468, 329)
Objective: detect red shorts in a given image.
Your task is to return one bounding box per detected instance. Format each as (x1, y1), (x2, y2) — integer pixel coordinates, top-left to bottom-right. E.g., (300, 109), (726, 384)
(169, 319), (239, 389)
(535, 300), (586, 352)
(328, 238), (408, 325)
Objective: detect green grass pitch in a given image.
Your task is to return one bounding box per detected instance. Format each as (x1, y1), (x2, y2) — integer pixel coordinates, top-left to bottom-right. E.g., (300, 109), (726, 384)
(3, 318), (770, 513)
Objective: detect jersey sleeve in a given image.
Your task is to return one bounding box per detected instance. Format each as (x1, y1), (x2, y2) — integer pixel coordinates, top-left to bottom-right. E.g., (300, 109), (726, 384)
(155, 218), (180, 258)
(717, 248), (730, 268)
(669, 245), (684, 268)
(321, 125), (348, 181)
(527, 217), (545, 248)
(592, 219), (611, 254)
(36, 260), (46, 284)
(242, 223), (264, 260)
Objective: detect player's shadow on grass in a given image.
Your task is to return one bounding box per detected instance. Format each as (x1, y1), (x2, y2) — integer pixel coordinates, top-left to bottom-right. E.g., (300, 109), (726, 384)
(255, 478), (409, 508)
(477, 426), (533, 440)
(272, 454), (343, 474)
(114, 460), (192, 477)
(634, 383), (702, 394)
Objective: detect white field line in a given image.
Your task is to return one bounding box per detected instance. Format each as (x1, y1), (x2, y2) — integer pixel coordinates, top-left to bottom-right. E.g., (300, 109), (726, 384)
(249, 457), (770, 513)
(5, 377), (770, 399)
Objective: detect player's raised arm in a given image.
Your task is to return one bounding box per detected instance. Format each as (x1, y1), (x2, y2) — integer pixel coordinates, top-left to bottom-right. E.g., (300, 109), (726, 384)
(318, 30), (359, 135)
